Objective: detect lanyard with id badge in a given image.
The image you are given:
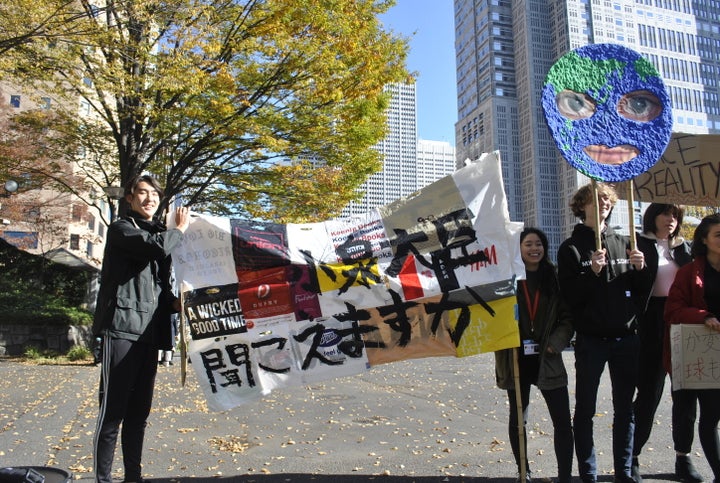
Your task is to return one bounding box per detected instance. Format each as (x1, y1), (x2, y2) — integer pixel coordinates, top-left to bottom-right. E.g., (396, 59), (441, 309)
(521, 280), (540, 356)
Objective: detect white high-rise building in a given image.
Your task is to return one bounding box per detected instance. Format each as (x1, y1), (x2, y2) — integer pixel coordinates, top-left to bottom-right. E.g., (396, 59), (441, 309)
(453, 0), (720, 256)
(416, 139), (456, 190)
(343, 83), (457, 216)
(343, 82), (419, 216)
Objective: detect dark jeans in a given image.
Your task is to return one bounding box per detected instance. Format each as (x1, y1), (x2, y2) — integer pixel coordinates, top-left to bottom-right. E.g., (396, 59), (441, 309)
(574, 333), (639, 481)
(94, 336), (158, 483)
(507, 386), (574, 481)
(672, 388), (720, 479)
(671, 389), (698, 453)
(634, 297), (698, 457)
(507, 352), (573, 482)
(633, 297), (669, 456)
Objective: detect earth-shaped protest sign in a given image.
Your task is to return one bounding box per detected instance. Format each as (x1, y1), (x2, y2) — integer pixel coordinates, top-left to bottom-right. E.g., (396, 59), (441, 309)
(542, 43), (673, 182)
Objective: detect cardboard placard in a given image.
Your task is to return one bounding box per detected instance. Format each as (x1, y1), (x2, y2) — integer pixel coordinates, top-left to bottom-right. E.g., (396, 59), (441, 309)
(670, 323), (720, 390)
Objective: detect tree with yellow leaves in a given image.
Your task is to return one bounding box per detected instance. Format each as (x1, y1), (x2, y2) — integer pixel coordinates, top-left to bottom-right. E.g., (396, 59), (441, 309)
(0, 0), (99, 70)
(4, 0), (410, 222)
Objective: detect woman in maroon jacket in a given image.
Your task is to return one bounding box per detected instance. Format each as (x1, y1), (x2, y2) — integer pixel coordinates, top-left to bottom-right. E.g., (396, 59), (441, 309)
(665, 213), (720, 482)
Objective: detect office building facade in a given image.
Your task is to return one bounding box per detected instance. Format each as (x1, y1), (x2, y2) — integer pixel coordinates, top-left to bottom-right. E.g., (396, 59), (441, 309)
(416, 139), (457, 190)
(0, 84), (108, 271)
(343, 83), (456, 216)
(454, 0), (719, 256)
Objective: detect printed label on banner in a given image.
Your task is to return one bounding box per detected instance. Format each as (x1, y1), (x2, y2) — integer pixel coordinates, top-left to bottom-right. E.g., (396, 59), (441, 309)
(325, 210), (393, 261)
(183, 284), (247, 340)
(290, 317), (369, 384)
(448, 281), (520, 357)
(287, 264), (322, 322)
(379, 176), (471, 258)
(188, 334), (263, 411)
(237, 266), (293, 320)
(172, 215), (237, 289)
(378, 179), (481, 294)
(231, 220), (290, 270)
(361, 292), (457, 366)
(252, 321), (304, 394)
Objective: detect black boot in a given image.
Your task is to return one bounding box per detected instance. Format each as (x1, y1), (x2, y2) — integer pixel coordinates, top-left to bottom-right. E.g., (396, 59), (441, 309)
(631, 456), (643, 483)
(613, 475), (637, 483)
(675, 455), (703, 483)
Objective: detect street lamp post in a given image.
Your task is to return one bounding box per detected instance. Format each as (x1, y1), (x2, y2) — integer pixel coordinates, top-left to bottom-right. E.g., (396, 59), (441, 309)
(103, 186), (125, 222)
(0, 179), (19, 225)
(4, 180), (18, 195)
(1, 180), (19, 225)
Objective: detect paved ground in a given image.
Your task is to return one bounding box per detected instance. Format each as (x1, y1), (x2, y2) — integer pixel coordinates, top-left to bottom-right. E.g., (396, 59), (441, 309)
(0, 351), (712, 482)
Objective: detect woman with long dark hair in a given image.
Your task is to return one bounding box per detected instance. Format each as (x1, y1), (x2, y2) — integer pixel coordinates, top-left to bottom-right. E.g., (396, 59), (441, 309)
(495, 227), (574, 482)
(665, 213), (720, 483)
(632, 203), (696, 482)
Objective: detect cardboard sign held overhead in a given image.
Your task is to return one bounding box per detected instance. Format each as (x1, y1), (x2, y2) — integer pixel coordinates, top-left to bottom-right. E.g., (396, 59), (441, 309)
(615, 132), (720, 206)
(542, 43), (673, 183)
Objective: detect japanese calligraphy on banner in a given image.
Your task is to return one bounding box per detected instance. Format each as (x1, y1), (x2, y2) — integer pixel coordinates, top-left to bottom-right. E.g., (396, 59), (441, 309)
(670, 324), (720, 390)
(172, 151), (525, 411)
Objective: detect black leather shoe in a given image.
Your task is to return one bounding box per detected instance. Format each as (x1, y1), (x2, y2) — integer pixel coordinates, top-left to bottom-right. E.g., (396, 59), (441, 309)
(613, 476), (636, 483)
(676, 455), (703, 482)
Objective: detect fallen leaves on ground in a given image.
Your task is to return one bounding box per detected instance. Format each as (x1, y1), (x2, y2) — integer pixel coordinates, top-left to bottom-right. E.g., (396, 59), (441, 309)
(207, 435), (251, 453)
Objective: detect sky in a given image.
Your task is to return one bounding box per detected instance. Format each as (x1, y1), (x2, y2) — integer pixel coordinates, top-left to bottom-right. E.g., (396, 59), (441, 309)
(380, 1), (457, 146)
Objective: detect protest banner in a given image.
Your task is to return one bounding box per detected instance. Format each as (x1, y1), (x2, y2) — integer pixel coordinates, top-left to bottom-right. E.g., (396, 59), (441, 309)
(615, 133), (720, 206)
(670, 324), (720, 390)
(172, 151), (524, 411)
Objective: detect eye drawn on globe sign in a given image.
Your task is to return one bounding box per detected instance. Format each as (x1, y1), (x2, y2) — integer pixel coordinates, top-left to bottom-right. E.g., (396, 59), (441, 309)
(542, 43), (673, 182)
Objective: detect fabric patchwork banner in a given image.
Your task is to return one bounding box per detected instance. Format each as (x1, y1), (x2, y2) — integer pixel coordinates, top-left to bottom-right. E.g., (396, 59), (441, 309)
(172, 151), (524, 410)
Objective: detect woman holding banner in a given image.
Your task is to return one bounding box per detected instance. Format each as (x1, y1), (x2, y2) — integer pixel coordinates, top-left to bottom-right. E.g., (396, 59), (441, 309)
(664, 213), (720, 483)
(557, 182), (647, 483)
(632, 203), (697, 483)
(495, 227), (574, 483)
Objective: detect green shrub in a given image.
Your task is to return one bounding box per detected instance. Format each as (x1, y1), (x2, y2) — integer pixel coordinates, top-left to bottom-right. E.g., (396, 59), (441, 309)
(24, 345), (43, 359)
(0, 287), (93, 326)
(66, 345), (92, 361)
(21, 346), (70, 364)
(0, 239), (94, 326)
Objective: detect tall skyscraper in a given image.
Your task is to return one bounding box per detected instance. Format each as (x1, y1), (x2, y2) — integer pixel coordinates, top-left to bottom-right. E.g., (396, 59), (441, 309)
(343, 82), (418, 216)
(453, 0), (719, 256)
(343, 82), (456, 216)
(416, 139), (457, 189)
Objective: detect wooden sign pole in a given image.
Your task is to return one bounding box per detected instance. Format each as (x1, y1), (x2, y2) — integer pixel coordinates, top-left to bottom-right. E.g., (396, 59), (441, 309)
(180, 289), (188, 387)
(591, 180), (602, 251)
(627, 180), (637, 250)
(512, 347), (527, 482)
